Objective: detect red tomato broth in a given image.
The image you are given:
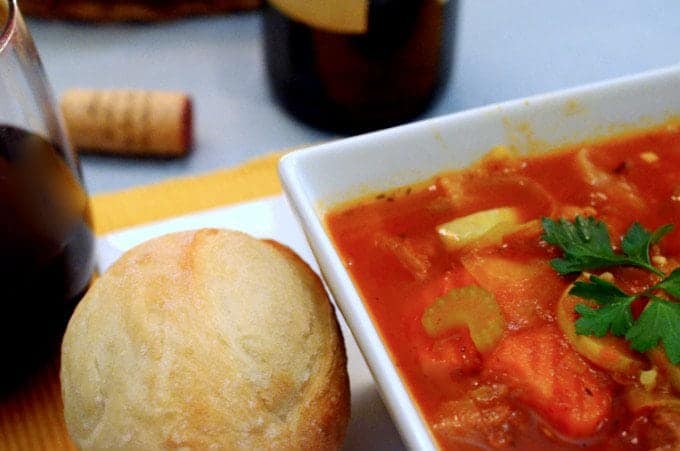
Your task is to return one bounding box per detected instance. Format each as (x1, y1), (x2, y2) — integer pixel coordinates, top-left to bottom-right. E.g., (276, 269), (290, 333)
(325, 124), (680, 450)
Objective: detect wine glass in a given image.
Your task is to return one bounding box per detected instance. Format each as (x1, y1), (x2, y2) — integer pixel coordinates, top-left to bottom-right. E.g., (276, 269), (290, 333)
(0, 0), (95, 390)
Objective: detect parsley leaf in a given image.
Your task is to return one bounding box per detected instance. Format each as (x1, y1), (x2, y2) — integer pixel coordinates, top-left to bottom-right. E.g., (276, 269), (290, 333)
(541, 217), (669, 276)
(541, 216), (621, 274)
(626, 297), (680, 364)
(655, 267), (680, 298)
(542, 216), (680, 364)
(621, 222), (673, 272)
(571, 276), (636, 337)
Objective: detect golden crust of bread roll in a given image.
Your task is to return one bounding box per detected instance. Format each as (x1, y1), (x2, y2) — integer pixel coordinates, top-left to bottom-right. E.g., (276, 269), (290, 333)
(60, 229), (350, 450)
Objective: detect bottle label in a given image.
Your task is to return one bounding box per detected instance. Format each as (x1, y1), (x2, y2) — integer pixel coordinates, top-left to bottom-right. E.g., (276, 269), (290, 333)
(268, 0), (368, 34)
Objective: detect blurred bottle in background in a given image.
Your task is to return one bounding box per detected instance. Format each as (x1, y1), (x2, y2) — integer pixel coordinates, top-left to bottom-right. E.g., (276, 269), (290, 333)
(263, 0), (457, 134)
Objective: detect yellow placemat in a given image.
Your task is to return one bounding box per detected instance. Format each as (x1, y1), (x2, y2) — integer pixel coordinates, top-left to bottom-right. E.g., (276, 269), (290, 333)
(0, 151), (285, 450)
(92, 151), (285, 234)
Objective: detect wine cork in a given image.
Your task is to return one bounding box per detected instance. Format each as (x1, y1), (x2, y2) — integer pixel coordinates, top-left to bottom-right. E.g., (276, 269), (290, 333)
(60, 89), (192, 157)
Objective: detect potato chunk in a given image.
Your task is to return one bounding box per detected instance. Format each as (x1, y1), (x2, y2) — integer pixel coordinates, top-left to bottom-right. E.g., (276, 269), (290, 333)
(437, 207), (520, 251)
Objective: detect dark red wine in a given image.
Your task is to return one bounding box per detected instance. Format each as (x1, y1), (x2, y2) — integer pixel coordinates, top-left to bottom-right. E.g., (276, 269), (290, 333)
(263, 0), (456, 134)
(0, 125), (94, 389)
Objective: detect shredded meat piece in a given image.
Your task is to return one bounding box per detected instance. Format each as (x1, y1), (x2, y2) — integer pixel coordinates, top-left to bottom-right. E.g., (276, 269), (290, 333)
(436, 173), (465, 208)
(575, 148), (644, 213)
(432, 384), (528, 449)
(374, 234), (432, 281)
(638, 408), (680, 449)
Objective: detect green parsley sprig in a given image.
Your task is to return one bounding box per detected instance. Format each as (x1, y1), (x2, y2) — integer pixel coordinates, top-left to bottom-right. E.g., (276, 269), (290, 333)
(541, 216), (680, 364)
(541, 216), (671, 276)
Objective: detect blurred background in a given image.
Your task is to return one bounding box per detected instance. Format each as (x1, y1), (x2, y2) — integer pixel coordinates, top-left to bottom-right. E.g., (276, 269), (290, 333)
(24, 0), (680, 194)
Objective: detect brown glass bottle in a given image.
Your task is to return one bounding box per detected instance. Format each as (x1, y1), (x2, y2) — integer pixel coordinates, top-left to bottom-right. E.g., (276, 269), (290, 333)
(263, 0), (456, 134)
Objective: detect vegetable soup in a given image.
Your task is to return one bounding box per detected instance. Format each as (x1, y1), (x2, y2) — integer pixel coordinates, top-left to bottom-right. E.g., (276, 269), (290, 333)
(326, 124), (680, 449)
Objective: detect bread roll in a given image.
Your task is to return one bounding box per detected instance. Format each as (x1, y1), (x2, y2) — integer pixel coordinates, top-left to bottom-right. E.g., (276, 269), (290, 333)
(60, 229), (350, 450)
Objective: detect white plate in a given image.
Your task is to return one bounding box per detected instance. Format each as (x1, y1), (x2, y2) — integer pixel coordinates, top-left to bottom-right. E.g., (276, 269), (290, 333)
(95, 195), (405, 451)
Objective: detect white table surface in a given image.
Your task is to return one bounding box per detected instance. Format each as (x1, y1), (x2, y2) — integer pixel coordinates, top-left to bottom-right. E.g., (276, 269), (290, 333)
(27, 0), (680, 195)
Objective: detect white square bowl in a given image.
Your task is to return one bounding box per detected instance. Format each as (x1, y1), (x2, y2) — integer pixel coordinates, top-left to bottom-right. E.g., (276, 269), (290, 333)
(278, 65), (680, 449)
